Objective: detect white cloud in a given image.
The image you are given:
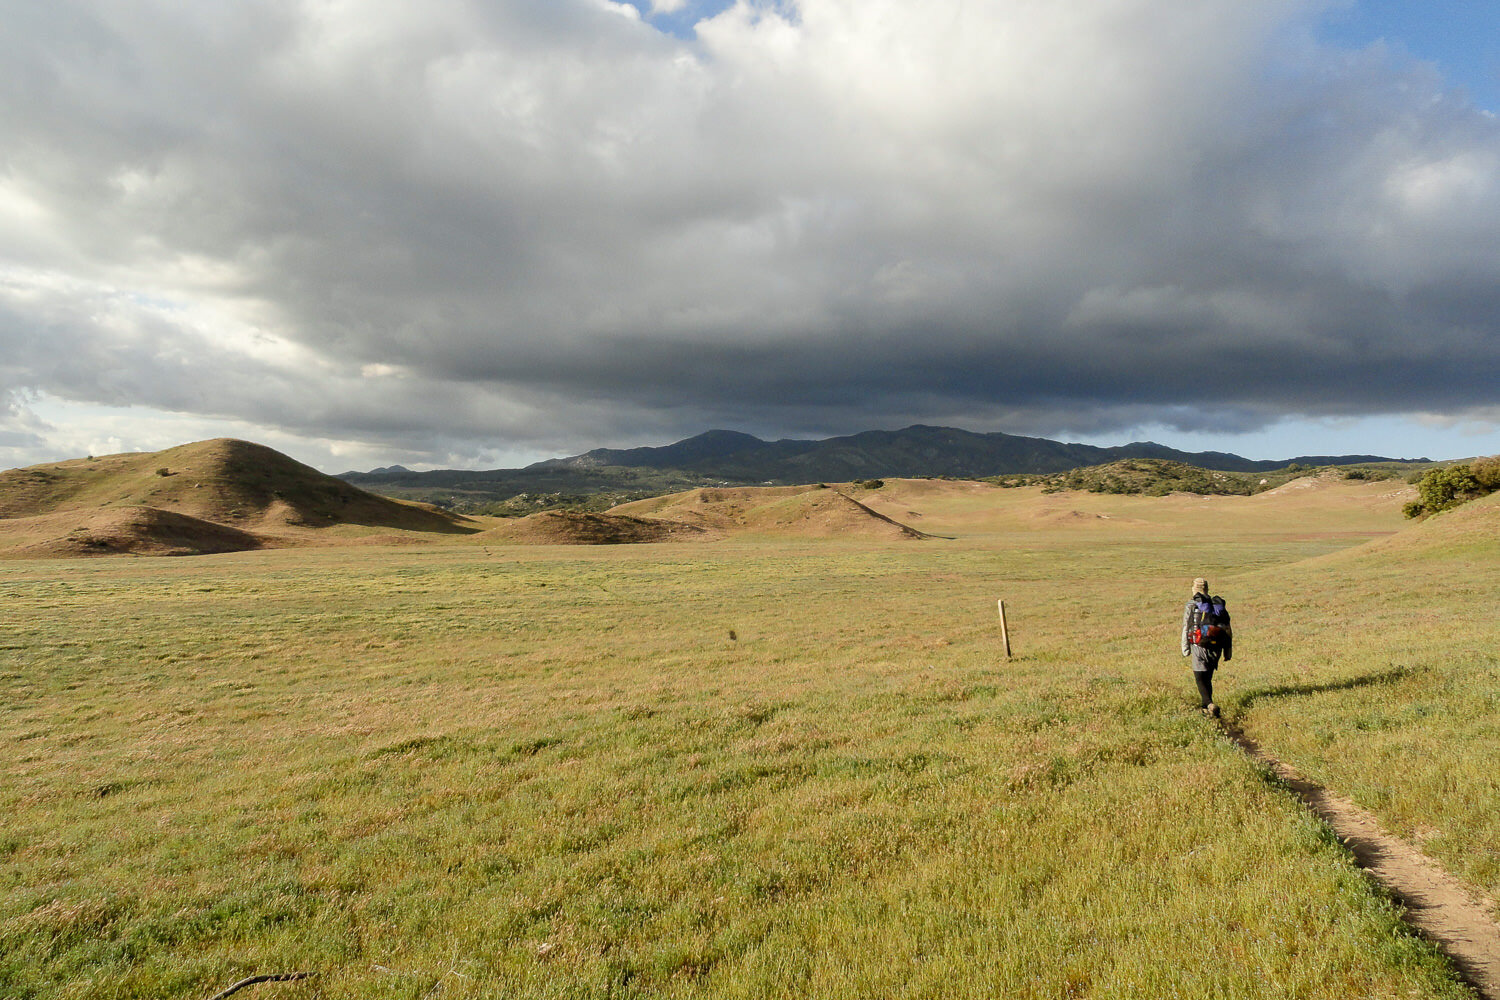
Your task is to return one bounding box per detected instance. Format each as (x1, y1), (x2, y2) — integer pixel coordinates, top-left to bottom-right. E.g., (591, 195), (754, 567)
(1, 0), (1498, 469)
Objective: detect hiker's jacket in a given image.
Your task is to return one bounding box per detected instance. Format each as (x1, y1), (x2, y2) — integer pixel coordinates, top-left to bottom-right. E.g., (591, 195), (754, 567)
(1181, 598), (1232, 670)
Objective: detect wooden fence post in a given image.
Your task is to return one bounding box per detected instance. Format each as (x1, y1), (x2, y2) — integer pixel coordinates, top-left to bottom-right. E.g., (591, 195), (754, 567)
(998, 599), (1012, 658)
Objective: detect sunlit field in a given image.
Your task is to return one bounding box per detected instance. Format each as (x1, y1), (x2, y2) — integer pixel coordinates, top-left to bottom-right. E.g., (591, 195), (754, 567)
(1226, 491), (1500, 900)
(3, 478), (1494, 999)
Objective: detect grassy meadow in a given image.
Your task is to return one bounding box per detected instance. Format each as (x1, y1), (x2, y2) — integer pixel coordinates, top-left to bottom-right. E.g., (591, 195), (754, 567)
(1225, 491), (1500, 899)
(2, 477), (1495, 998)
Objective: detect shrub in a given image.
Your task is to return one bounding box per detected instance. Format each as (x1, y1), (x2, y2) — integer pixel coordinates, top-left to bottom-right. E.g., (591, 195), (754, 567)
(1403, 462), (1496, 518)
(1472, 455), (1500, 491)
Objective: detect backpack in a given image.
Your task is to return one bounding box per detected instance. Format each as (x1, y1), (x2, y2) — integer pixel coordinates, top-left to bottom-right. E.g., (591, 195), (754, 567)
(1190, 595), (1231, 652)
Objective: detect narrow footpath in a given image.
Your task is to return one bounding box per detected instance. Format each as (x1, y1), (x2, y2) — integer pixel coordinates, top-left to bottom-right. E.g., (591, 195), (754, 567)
(1225, 724), (1500, 999)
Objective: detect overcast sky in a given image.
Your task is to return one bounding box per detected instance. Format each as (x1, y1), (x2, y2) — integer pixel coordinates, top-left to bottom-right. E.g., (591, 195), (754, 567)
(3, 0), (1499, 472)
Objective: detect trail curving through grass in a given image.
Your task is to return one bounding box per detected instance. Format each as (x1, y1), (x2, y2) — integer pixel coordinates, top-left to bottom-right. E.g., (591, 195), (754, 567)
(1225, 722), (1500, 999)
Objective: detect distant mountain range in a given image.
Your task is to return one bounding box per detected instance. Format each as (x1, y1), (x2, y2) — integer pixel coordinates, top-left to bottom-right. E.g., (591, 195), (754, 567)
(338, 425), (1414, 504)
(530, 425), (1403, 477)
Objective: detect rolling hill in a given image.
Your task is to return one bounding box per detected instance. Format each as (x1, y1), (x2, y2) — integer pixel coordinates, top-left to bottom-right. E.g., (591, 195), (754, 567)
(0, 438), (477, 557)
(473, 484), (933, 545)
(609, 484), (933, 539)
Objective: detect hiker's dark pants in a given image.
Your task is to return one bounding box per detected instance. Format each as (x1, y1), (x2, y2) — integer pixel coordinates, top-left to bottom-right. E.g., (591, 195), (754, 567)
(1193, 668), (1215, 708)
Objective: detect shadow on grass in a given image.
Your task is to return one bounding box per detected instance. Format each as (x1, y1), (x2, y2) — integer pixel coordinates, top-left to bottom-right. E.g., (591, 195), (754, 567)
(1234, 665), (1414, 712)
(1219, 693), (1500, 1000)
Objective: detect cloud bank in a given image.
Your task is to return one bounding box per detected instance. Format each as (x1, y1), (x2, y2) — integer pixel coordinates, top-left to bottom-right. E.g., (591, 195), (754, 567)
(2, 0), (1499, 466)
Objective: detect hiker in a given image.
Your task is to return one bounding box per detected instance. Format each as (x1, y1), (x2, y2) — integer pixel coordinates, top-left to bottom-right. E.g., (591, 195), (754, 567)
(1182, 577), (1232, 718)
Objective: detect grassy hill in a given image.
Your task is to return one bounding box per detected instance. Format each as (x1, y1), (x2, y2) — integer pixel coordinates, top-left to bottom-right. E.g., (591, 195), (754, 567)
(476, 510), (713, 545)
(0, 439), (477, 557)
(991, 457), (1262, 495)
(609, 483), (931, 539)
(466, 484), (933, 545)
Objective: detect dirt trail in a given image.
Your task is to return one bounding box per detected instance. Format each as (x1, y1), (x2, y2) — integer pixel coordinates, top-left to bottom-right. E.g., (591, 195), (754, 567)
(1226, 724), (1500, 999)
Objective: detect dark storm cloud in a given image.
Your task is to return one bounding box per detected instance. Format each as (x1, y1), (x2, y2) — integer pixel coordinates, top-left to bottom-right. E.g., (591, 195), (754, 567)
(2, 0), (1499, 464)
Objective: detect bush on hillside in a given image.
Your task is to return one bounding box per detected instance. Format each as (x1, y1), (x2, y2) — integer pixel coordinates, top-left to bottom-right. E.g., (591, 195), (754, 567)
(1403, 458), (1500, 518)
(1342, 467), (1400, 483)
(1025, 459), (1257, 497)
(1473, 456), (1500, 490)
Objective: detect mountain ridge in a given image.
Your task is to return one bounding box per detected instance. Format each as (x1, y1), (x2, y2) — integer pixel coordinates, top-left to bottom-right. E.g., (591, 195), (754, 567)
(343, 424), (1412, 486)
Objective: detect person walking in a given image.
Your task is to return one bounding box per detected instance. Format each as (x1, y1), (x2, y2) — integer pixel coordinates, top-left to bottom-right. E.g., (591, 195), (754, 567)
(1182, 577), (1232, 718)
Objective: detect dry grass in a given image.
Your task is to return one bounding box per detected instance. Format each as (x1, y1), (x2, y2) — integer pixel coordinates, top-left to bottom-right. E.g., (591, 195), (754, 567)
(0, 439), (475, 558)
(0, 475), (1487, 999)
(608, 485), (929, 539)
(477, 510), (714, 545)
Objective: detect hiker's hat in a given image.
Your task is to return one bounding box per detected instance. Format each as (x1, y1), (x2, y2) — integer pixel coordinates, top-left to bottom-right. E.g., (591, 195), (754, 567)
(1192, 577), (1209, 595)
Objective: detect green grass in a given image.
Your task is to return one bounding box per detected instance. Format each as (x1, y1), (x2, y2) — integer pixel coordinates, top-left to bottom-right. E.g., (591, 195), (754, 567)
(1224, 492), (1500, 899)
(0, 482), (1487, 998)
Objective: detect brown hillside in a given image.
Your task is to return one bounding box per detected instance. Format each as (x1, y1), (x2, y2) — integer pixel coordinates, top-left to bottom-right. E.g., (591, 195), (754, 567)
(609, 486), (819, 531)
(610, 485), (931, 539)
(0, 507), (267, 559)
(1356, 489), (1500, 555)
(0, 438), (477, 558)
(0, 438), (472, 531)
(478, 510), (712, 545)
